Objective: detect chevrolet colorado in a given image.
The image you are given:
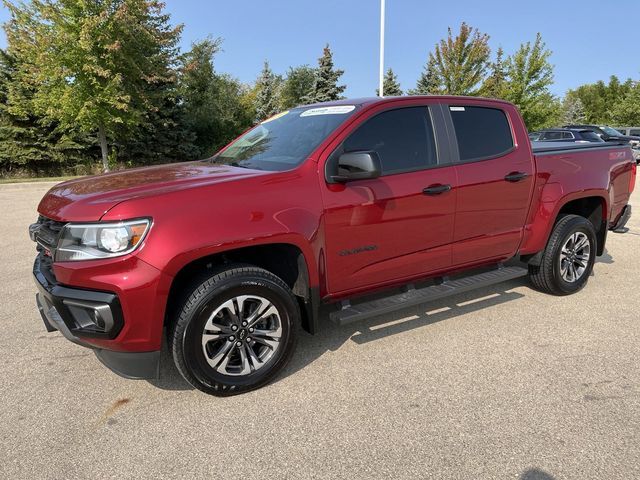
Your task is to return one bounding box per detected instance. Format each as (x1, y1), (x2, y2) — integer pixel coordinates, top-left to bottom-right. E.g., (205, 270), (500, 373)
(30, 96), (635, 396)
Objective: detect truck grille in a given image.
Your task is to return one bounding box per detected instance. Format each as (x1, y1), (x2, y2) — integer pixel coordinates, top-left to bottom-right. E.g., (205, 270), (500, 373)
(30, 215), (65, 285)
(30, 215), (66, 257)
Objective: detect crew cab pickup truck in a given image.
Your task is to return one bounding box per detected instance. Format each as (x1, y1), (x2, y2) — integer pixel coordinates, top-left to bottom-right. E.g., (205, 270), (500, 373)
(30, 96), (635, 396)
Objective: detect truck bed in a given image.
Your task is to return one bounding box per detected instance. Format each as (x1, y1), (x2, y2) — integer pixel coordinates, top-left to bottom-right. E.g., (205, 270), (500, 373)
(531, 141), (631, 154)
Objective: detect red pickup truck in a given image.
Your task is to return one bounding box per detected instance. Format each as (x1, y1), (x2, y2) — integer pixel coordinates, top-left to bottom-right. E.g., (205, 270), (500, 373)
(30, 96), (635, 396)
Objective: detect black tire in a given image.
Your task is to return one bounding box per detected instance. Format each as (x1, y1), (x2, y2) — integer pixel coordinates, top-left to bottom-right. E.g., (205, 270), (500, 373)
(528, 214), (597, 295)
(170, 265), (299, 396)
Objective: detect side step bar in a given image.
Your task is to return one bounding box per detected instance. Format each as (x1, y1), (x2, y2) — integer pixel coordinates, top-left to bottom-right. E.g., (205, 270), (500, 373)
(329, 266), (528, 326)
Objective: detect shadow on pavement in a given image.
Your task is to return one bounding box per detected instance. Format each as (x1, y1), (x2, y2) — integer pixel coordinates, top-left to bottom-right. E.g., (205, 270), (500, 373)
(278, 276), (528, 384)
(149, 276), (529, 391)
(520, 468), (556, 480)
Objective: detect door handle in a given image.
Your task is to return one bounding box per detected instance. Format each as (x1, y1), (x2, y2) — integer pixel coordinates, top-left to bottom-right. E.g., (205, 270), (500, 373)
(423, 184), (451, 195)
(504, 171), (529, 182)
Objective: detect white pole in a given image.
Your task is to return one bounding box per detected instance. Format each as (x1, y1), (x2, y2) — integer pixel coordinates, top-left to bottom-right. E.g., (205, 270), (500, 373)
(379, 0), (385, 97)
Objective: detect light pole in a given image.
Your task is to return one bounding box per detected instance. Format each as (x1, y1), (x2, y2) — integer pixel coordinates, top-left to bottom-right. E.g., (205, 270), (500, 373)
(379, 0), (385, 97)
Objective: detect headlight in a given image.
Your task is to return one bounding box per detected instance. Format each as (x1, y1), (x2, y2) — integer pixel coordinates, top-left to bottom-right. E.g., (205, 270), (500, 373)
(56, 219), (151, 261)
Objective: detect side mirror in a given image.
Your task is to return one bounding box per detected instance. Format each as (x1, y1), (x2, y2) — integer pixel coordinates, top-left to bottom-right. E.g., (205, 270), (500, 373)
(331, 151), (382, 183)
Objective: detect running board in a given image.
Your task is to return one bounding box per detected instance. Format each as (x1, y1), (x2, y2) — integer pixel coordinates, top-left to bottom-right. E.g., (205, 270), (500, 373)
(329, 266), (528, 326)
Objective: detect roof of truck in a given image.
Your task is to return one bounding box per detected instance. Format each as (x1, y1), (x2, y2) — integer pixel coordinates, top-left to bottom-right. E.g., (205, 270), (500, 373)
(302, 96), (515, 109)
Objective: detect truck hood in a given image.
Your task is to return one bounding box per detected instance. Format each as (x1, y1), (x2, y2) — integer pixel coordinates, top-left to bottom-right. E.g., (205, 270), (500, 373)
(38, 161), (266, 221)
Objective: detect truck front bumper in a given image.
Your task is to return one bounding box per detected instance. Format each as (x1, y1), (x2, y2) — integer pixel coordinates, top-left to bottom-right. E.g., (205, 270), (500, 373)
(33, 254), (161, 379)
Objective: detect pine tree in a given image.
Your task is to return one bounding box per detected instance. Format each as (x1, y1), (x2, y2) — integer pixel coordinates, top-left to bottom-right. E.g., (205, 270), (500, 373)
(0, 48), (91, 174)
(306, 44), (346, 103)
(430, 23), (491, 95)
(254, 61), (280, 121)
(479, 47), (506, 99)
(279, 65), (316, 109)
(4, 0), (183, 172)
(409, 56), (439, 95)
(376, 68), (403, 96)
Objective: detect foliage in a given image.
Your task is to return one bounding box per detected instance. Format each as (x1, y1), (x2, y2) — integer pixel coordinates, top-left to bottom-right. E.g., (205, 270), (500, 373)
(279, 65), (316, 109)
(0, 6), (638, 177)
(567, 76), (636, 125)
(560, 94), (586, 125)
(501, 33), (560, 130)
(429, 22), (491, 95)
(254, 61), (281, 121)
(409, 56), (439, 95)
(479, 47), (506, 99)
(0, 48), (93, 173)
(376, 68), (402, 96)
(306, 44), (345, 103)
(610, 82), (640, 126)
(3, 0), (182, 171)
(178, 38), (251, 158)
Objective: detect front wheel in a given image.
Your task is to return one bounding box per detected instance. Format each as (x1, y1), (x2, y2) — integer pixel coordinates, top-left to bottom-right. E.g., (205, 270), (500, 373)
(170, 266), (299, 396)
(528, 214), (597, 295)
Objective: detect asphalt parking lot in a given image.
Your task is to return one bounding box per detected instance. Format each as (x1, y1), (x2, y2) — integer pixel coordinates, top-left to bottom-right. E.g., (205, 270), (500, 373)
(1, 181), (638, 479)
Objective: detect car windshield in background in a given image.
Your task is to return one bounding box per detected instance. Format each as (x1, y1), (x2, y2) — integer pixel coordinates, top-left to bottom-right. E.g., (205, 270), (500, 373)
(581, 131), (604, 142)
(209, 105), (358, 171)
(601, 126), (624, 136)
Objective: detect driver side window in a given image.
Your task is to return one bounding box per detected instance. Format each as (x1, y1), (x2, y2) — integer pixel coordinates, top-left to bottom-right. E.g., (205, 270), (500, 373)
(342, 107), (437, 175)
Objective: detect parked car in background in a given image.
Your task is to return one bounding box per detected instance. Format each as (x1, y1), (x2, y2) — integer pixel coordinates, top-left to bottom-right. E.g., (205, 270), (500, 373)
(614, 127), (640, 138)
(530, 128), (604, 143)
(563, 124), (640, 144)
(528, 132), (542, 141)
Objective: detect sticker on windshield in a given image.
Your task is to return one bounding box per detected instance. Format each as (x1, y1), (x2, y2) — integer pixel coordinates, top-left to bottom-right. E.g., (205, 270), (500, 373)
(261, 110), (289, 124)
(300, 105), (356, 117)
(449, 106), (466, 111)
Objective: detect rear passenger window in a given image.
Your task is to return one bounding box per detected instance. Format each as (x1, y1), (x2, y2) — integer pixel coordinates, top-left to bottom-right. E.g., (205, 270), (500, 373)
(449, 106), (513, 161)
(343, 107), (437, 174)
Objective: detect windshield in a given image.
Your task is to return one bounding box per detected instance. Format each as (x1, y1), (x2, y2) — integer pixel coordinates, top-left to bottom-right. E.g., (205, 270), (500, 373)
(581, 131), (605, 142)
(209, 105), (358, 171)
(600, 126), (624, 136)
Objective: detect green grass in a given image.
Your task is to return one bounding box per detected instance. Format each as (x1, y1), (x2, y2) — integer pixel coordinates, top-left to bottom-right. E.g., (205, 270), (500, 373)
(0, 175), (79, 185)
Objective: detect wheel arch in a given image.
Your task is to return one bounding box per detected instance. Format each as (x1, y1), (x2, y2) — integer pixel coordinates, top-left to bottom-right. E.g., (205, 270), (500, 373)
(164, 242), (320, 334)
(522, 192), (609, 265)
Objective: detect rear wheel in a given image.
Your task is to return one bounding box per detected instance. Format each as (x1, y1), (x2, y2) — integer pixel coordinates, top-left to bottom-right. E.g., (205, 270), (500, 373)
(170, 266), (299, 396)
(528, 214), (597, 295)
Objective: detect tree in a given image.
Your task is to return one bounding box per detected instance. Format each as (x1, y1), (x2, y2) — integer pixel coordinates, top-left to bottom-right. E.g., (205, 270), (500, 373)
(430, 22), (491, 95)
(177, 38), (253, 158)
(254, 61), (281, 121)
(306, 44), (346, 103)
(560, 94), (586, 125)
(479, 47), (506, 99)
(568, 76), (635, 124)
(376, 68), (402, 96)
(279, 65), (316, 109)
(409, 55), (439, 95)
(0, 47), (91, 174)
(572, 80), (608, 123)
(611, 82), (640, 126)
(4, 0), (182, 172)
(502, 33), (559, 130)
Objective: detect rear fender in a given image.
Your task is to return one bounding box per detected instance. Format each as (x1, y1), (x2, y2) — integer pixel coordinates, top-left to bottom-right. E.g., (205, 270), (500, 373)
(519, 186), (609, 257)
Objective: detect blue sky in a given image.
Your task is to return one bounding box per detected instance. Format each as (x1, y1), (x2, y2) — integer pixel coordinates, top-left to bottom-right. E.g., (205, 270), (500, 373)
(0, 0), (637, 97)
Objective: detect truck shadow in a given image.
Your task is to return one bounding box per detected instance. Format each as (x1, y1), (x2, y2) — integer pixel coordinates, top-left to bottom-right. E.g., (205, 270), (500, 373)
(278, 276), (528, 384)
(149, 277), (529, 392)
(520, 468), (556, 480)
(596, 247), (614, 265)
